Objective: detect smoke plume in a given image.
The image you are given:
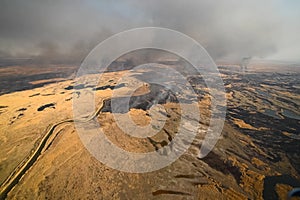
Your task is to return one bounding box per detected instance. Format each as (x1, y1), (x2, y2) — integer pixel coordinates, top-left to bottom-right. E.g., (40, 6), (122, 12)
(0, 0), (299, 64)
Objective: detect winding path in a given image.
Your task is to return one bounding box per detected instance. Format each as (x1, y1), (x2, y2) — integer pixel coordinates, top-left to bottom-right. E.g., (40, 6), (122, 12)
(0, 98), (108, 199)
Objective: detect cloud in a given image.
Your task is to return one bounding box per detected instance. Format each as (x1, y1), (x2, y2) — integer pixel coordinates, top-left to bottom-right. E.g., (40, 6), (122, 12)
(0, 0), (299, 64)
(129, 0), (300, 62)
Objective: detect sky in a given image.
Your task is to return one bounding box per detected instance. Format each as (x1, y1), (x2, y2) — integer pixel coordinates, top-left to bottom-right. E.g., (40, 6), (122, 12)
(0, 0), (299, 64)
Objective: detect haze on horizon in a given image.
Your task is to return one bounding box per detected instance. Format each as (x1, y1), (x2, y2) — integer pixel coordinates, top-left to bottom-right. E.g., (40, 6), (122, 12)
(0, 0), (299, 65)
